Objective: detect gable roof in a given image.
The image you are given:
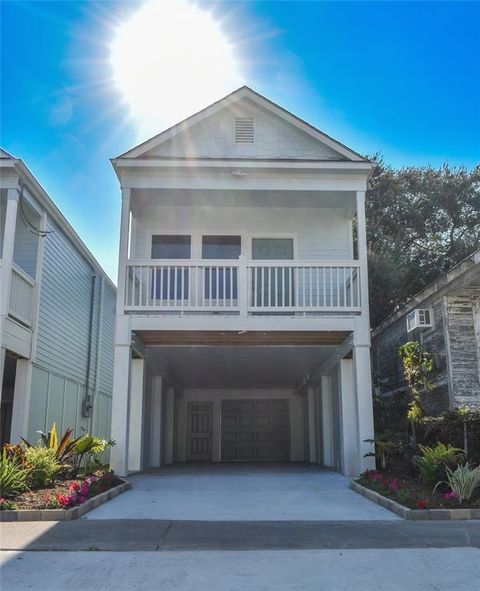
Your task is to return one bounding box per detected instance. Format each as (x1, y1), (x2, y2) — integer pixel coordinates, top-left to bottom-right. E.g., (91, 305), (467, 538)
(115, 86), (367, 162)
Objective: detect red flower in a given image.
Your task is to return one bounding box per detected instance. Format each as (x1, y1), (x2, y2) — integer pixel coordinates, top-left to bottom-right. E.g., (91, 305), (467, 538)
(389, 479), (400, 493)
(416, 499), (428, 510)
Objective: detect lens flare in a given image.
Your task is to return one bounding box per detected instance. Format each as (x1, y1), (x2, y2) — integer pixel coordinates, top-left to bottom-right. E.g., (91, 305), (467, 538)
(110, 0), (243, 137)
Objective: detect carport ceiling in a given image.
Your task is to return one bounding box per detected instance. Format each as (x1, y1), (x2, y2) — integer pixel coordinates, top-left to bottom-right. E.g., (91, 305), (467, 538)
(145, 346), (335, 389)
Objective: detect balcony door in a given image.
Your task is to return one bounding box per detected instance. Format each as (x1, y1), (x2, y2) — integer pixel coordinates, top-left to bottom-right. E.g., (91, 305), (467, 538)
(252, 238), (293, 307)
(202, 236), (241, 302)
(151, 235), (191, 302)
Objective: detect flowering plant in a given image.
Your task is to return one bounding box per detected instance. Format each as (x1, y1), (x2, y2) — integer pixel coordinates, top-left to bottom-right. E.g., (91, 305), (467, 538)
(0, 497), (18, 511)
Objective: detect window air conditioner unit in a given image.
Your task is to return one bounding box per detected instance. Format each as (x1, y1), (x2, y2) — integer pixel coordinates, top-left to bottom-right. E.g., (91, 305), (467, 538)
(406, 309), (433, 332)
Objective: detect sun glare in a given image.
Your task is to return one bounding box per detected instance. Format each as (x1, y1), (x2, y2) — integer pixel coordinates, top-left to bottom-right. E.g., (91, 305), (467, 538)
(110, 0), (243, 138)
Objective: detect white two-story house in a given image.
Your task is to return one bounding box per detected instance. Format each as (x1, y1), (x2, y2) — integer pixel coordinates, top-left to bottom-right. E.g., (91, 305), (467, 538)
(110, 87), (376, 477)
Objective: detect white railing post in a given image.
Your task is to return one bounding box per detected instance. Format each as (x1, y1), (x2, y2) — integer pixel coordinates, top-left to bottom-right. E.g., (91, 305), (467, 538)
(238, 255), (248, 318)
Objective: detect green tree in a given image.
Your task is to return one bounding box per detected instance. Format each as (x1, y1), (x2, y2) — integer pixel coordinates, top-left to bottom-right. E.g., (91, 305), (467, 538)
(366, 158), (480, 326)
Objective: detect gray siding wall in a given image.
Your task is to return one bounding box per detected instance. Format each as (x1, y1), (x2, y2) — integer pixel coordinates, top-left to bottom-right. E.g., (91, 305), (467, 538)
(12, 204), (39, 278)
(28, 217), (115, 440)
(444, 288), (480, 407)
(371, 287), (480, 414)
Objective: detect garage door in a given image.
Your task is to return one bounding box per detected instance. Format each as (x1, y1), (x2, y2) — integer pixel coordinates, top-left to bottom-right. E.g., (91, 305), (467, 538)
(221, 399), (290, 461)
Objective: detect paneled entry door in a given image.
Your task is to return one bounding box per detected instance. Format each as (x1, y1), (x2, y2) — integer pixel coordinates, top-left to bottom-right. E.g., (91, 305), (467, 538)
(252, 238), (294, 307)
(187, 402), (213, 461)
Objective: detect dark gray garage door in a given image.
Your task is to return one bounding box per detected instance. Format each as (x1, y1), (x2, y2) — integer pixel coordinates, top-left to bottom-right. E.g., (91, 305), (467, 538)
(221, 399), (290, 461)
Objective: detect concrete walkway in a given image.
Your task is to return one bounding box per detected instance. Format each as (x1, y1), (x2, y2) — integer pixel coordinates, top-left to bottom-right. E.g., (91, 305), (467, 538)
(2, 548), (479, 591)
(84, 464), (399, 521)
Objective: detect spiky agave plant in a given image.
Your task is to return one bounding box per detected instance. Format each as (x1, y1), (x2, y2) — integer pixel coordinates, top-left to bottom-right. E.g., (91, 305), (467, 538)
(435, 464), (480, 503)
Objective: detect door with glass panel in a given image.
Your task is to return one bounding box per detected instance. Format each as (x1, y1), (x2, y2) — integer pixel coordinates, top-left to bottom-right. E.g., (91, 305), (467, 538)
(252, 238), (294, 308)
(202, 236), (241, 306)
(151, 235), (191, 304)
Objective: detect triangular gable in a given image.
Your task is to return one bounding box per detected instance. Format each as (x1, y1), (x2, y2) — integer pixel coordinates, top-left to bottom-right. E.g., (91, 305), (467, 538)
(117, 86), (365, 162)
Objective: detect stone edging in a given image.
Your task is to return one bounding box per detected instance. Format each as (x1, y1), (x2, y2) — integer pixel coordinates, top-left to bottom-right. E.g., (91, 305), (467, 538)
(350, 480), (480, 520)
(0, 480), (131, 522)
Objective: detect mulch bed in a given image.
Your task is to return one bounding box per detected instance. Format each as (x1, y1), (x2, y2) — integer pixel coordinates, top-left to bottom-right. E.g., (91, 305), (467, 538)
(358, 471), (480, 510)
(2, 471), (123, 511)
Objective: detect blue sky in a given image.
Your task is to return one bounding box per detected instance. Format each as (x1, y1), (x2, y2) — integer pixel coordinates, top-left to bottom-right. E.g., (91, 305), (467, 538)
(2, 1), (479, 281)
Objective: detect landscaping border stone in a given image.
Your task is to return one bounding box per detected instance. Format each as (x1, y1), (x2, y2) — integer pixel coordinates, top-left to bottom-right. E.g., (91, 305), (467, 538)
(0, 480), (130, 522)
(350, 480), (480, 520)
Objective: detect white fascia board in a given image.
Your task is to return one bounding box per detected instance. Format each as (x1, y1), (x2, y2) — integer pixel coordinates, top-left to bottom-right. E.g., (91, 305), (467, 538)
(112, 158), (374, 172)
(10, 159), (116, 292)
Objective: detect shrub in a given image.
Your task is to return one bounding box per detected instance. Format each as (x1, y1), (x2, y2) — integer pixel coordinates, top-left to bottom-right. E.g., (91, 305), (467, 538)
(438, 464), (480, 503)
(24, 447), (61, 489)
(416, 443), (464, 486)
(421, 408), (480, 464)
(0, 449), (29, 498)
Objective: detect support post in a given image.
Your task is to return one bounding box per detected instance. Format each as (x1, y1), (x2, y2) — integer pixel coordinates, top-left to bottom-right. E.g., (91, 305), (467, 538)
(0, 189), (19, 385)
(9, 359), (33, 443)
(238, 254), (248, 319)
(339, 359), (359, 476)
(321, 376), (333, 467)
(150, 376), (163, 468)
(110, 341), (131, 477)
(164, 387), (175, 464)
(353, 344), (376, 472)
(128, 357), (145, 472)
(307, 388), (317, 463)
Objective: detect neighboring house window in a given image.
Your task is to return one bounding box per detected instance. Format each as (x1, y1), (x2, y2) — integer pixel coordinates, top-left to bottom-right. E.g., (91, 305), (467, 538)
(235, 117), (254, 144)
(151, 235), (191, 300)
(202, 235), (241, 300)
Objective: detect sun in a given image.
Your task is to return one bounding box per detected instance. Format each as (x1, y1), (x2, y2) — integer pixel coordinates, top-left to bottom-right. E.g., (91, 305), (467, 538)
(110, 0), (243, 137)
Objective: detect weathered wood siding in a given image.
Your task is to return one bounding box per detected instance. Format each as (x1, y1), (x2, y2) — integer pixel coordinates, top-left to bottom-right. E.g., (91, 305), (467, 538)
(372, 287), (480, 414)
(444, 288), (480, 407)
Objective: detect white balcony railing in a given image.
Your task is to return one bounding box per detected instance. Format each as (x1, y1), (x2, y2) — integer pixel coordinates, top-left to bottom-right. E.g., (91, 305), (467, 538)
(124, 259), (361, 314)
(9, 264), (36, 326)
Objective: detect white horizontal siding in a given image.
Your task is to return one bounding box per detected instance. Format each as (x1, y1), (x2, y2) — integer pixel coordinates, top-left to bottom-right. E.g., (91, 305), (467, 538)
(35, 218), (115, 396)
(12, 207), (39, 278)
(132, 205), (351, 261)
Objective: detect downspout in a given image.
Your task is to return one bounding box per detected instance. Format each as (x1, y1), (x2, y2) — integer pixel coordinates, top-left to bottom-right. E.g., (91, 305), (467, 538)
(82, 273), (97, 423)
(91, 276), (105, 433)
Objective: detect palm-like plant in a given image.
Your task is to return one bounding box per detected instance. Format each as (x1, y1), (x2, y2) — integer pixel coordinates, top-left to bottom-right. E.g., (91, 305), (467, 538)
(436, 464), (480, 503)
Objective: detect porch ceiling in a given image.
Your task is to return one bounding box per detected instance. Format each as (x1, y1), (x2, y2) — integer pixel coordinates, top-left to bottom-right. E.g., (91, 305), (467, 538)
(144, 345), (336, 389)
(132, 188), (355, 210)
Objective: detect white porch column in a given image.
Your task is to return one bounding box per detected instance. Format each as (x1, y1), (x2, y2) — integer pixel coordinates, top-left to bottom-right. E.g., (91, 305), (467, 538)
(9, 359), (33, 443)
(354, 189), (375, 472)
(150, 376), (163, 467)
(110, 187), (132, 477)
(128, 357), (145, 472)
(164, 387), (175, 464)
(238, 254), (248, 319)
(353, 343), (376, 472)
(307, 388), (317, 463)
(0, 189), (19, 385)
(339, 359), (359, 476)
(110, 339), (131, 478)
(320, 376), (333, 467)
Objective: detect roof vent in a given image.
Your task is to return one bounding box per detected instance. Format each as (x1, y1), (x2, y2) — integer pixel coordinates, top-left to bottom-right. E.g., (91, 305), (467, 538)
(235, 117), (254, 144)
(406, 309), (434, 332)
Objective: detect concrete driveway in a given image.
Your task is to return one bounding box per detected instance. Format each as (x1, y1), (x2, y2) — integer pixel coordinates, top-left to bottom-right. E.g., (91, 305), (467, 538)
(84, 463), (399, 521)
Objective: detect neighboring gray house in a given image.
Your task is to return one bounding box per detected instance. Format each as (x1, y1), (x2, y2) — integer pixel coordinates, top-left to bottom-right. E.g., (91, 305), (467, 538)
(0, 150), (116, 445)
(371, 250), (480, 413)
